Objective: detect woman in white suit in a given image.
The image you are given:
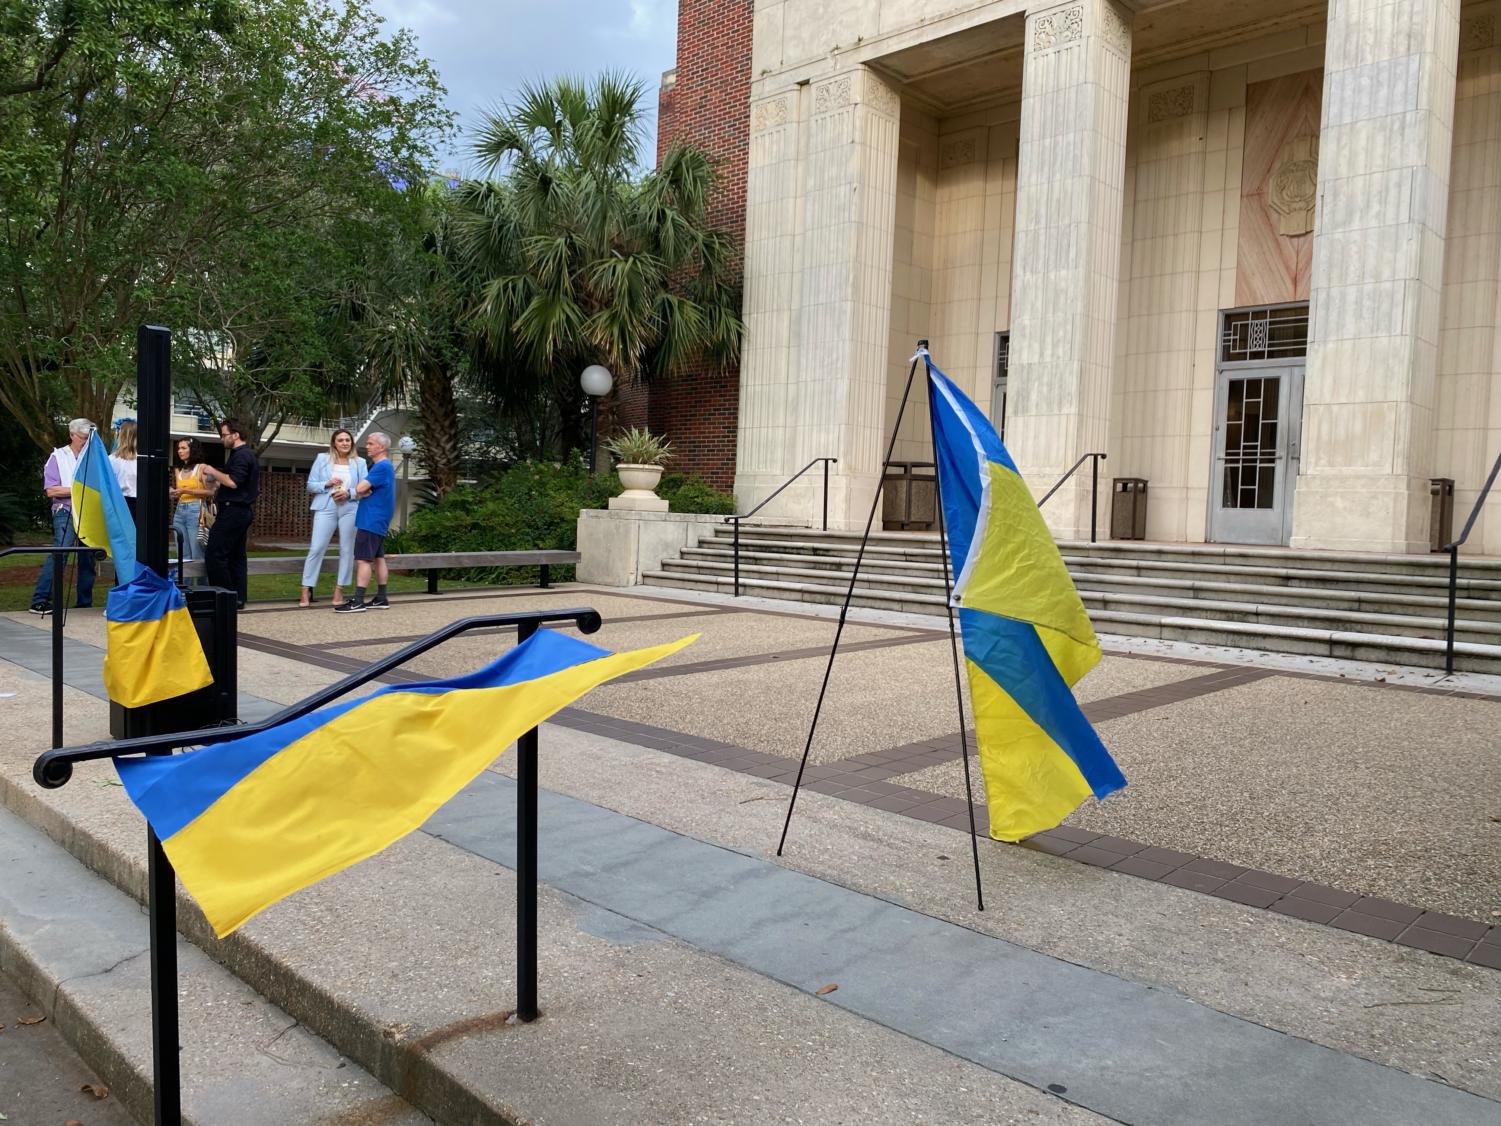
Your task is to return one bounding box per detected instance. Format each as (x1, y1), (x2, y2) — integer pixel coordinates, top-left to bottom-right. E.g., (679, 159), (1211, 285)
(300, 429), (366, 607)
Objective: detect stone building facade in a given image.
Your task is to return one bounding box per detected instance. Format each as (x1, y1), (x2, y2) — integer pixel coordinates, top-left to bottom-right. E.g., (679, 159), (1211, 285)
(660, 0), (1501, 555)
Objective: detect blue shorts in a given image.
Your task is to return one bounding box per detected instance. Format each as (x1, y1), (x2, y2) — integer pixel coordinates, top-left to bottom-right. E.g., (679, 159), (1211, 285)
(354, 529), (385, 561)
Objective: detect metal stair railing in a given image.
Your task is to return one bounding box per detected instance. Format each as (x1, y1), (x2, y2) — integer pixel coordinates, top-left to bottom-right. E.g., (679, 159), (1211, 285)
(725, 457), (838, 597)
(34, 607), (603, 1125)
(1443, 448), (1501, 675)
(1037, 452), (1108, 544)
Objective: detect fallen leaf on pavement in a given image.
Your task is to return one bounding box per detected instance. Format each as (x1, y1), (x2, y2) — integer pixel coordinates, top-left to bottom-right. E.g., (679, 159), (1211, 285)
(815, 983), (838, 996)
(82, 1082), (109, 1098)
(16, 1015), (44, 1026)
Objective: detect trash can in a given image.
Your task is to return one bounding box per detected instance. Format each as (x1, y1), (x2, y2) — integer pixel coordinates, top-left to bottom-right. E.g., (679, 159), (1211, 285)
(110, 585), (239, 738)
(1111, 478), (1148, 541)
(1430, 478), (1455, 553)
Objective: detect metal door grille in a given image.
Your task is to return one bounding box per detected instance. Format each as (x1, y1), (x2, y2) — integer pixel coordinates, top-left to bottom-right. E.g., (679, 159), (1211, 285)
(1221, 305), (1308, 363)
(1221, 376), (1280, 509)
(993, 331), (1010, 441)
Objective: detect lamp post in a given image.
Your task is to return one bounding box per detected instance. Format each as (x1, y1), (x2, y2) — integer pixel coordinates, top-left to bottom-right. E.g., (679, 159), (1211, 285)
(580, 364), (613, 474)
(397, 435), (416, 530)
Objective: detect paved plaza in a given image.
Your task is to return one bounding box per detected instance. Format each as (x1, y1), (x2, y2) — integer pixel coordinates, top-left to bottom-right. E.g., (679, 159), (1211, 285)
(1, 583), (1499, 1124)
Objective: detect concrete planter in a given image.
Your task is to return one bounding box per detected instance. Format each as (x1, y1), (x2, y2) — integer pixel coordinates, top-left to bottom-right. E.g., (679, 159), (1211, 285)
(616, 463), (665, 496)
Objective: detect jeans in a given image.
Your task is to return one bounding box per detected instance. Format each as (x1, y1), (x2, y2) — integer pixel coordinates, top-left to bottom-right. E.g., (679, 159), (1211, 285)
(32, 508), (97, 608)
(205, 503), (253, 607)
(173, 501), (202, 585)
(301, 503), (357, 588)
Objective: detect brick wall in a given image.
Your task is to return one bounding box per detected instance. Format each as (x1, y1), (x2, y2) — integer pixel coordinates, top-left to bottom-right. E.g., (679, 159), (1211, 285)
(620, 0), (753, 492)
(250, 468), (314, 544)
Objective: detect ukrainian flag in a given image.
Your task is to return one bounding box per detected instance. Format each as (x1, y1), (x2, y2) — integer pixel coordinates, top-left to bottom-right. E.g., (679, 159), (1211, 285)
(927, 356), (1125, 841)
(115, 628), (695, 937)
(71, 429), (137, 584)
(104, 568), (214, 708)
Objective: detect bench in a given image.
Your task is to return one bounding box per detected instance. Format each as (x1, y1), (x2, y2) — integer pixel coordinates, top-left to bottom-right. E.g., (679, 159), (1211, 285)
(178, 550), (581, 592)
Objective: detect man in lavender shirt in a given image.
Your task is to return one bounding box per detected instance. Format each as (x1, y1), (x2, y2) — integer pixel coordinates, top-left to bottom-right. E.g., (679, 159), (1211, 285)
(30, 418), (98, 614)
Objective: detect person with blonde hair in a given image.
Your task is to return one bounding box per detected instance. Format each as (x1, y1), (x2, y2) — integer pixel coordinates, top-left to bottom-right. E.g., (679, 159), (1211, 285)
(109, 419), (139, 516)
(299, 428), (366, 607)
(30, 418), (98, 614)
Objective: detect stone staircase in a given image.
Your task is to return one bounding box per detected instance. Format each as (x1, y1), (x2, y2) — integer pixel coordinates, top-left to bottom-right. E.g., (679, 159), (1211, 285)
(642, 526), (1501, 675)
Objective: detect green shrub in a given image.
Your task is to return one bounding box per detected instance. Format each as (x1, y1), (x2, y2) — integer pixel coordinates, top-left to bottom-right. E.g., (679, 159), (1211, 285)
(658, 473), (735, 515)
(388, 455), (621, 585)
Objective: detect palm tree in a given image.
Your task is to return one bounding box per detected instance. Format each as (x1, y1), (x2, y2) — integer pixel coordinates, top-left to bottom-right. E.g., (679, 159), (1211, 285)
(354, 182), (469, 494)
(458, 73), (742, 458)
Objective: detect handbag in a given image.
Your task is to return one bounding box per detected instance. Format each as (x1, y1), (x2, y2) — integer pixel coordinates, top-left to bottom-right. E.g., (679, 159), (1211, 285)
(197, 495), (216, 546)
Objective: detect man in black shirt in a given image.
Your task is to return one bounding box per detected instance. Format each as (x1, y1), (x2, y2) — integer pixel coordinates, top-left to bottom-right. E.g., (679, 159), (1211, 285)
(202, 418), (260, 609)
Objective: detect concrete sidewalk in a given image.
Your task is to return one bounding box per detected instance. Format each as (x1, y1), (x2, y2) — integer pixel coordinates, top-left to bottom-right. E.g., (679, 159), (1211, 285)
(2, 609), (1500, 1124)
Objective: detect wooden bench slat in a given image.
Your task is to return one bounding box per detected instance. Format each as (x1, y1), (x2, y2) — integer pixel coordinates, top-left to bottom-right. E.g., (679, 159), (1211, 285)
(178, 550), (579, 579)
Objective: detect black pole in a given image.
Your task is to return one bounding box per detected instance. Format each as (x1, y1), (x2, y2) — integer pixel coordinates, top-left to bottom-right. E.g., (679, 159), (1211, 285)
(733, 519), (740, 598)
(146, 829), (180, 1125)
(822, 459), (830, 532)
(587, 397), (598, 474)
(1446, 545), (1459, 677)
(137, 326), (172, 579)
(515, 619), (540, 1022)
(926, 378), (985, 912)
(1090, 455), (1099, 544)
(138, 325), (180, 1125)
(51, 560), (64, 749)
(778, 343), (927, 857)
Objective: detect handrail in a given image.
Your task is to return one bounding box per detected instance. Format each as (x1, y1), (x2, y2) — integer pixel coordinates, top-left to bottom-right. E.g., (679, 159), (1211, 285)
(33, 605), (605, 1122)
(1036, 451), (1108, 544)
(1442, 448), (1501, 675)
(33, 607), (602, 787)
(0, 545), (108, 749)
(724, 457), (837, 597)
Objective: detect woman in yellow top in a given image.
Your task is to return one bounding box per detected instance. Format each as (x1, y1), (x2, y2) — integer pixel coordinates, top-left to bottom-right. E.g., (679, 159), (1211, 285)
(170, 438), (215, 585)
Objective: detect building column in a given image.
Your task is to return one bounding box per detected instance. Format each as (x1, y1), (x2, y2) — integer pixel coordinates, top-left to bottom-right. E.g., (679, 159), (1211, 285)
(1007, 0), (1133, 540)
(735, 68), (901, 530)
(1290, 0), (1460, 553)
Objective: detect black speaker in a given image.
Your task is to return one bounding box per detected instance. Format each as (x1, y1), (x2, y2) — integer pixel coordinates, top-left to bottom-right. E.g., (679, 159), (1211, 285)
(110, 585), (239, 738)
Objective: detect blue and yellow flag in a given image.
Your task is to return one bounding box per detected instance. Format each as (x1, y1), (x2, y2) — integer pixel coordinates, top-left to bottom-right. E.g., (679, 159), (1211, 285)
(104, 568), (214, 708)
(115, 628), (695, 936)
(927, 356), (1125, 841)
(71, 429), (137, 584)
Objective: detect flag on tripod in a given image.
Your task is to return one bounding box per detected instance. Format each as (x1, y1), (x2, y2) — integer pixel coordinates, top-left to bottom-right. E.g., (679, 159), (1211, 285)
(73, 428), (213, 707)
(926, 356), (1125, 841)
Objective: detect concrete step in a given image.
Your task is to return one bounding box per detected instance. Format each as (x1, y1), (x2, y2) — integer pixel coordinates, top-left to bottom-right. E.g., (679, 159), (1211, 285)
(1068, 572), (1501, 623)
(1058, 555), (1501, 601)
(643, 568), (949, 617)
(1077, 590), (1501, 647)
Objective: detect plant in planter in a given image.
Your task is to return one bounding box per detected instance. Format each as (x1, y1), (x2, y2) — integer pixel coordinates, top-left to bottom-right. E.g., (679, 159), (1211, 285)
(603, 428), (674, 506)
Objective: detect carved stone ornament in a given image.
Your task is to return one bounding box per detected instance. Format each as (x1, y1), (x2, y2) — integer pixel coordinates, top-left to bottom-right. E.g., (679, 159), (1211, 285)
(940, 137), (977, 168)
(1147, 84), (1196, 124)
(1461, 14), (1496, 52)
(1100, 3), (1131, 56)
(813, 77), (852, 115)
(1266, 135), (1319, 237)
(1031, 5), (1084, 54)
(864, 80), (900, 119)
(751, 97), (789, 134)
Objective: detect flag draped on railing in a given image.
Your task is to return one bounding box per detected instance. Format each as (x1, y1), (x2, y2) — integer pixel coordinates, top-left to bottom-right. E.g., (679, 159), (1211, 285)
(115, 629), (696, 937)
(73, 428), (213, 707)
(926, 356), (1126, 841)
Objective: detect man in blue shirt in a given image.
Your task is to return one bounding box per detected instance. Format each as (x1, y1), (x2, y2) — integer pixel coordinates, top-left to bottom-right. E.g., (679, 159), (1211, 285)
(336, 432), (397, 613)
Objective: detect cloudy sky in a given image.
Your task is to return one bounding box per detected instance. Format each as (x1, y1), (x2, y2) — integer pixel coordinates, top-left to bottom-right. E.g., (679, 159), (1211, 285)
(370, 0), (680, 174)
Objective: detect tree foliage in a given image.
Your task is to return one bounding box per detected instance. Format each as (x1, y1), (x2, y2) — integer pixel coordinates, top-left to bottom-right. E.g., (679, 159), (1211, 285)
(458, 74), (743, 458)
(0, 0), (452, 450)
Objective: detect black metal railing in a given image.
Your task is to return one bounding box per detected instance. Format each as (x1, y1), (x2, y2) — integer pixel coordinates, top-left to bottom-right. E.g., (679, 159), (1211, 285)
(1037, 452), (1108, 543)
(1, 545), (108, 749)
(725, 457), (837, 597)
(34, 607), (603, 1126)
(1443, 449), (1501, 676)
